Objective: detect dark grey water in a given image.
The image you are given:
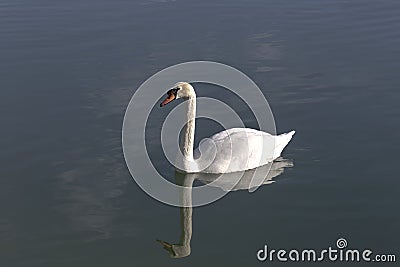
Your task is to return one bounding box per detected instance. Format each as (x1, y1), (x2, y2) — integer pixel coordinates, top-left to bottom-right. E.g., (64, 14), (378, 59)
(1, 0), (400, 266)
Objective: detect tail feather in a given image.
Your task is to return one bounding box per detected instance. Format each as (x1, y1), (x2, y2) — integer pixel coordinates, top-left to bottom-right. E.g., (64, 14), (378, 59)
(274, 130), (295, 158)
(286, 130), (296, 137)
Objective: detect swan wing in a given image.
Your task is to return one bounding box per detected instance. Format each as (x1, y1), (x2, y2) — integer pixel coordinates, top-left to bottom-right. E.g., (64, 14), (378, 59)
(194, 128), (295, 173)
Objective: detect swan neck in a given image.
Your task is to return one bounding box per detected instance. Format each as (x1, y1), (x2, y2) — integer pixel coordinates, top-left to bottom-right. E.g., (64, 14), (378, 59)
(182, 96), (196, 161)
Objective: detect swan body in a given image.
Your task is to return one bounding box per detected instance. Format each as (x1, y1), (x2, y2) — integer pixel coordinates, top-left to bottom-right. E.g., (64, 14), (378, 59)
(160, 82), (295, 174)
(193, 128), (295, 173)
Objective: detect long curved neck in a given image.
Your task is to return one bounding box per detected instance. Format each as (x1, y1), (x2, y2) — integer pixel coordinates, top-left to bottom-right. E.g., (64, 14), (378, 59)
(182, 95), (196, 161)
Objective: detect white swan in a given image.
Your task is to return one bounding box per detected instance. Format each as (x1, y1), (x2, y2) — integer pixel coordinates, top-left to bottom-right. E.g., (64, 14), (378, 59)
(160, 82), (295, 173)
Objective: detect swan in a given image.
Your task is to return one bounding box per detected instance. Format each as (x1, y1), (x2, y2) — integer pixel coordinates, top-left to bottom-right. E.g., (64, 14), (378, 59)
(160, 82), (295, 173)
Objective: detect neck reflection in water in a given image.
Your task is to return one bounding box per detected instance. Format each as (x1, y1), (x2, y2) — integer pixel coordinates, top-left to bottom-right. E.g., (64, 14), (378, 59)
(157, 158), (293, 258)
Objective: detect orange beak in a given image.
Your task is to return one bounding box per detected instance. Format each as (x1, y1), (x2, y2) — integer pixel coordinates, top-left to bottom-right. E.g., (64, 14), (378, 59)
(160, 91), (176, 107)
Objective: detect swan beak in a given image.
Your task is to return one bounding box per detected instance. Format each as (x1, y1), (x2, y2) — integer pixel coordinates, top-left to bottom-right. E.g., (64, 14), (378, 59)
(160, 91), (176, 107)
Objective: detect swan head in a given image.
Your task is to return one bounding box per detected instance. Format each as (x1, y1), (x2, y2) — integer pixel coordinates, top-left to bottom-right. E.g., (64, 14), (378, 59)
(160, 82), (195, 107)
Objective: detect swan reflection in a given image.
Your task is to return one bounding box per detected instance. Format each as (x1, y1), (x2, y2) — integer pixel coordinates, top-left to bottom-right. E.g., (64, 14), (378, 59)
(157, 158), (293, 258)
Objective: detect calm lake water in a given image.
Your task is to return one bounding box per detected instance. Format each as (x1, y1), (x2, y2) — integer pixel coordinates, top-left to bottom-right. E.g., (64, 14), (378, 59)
(1, 0), (399, 266)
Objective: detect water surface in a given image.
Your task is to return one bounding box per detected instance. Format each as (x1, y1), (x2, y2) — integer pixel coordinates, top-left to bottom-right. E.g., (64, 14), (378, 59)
(1, 0), (399, 266)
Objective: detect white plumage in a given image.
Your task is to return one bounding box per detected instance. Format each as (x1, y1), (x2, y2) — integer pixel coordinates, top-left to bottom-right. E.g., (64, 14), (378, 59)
(194, 128), (295, 173)
(160, 82), (295, 173)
